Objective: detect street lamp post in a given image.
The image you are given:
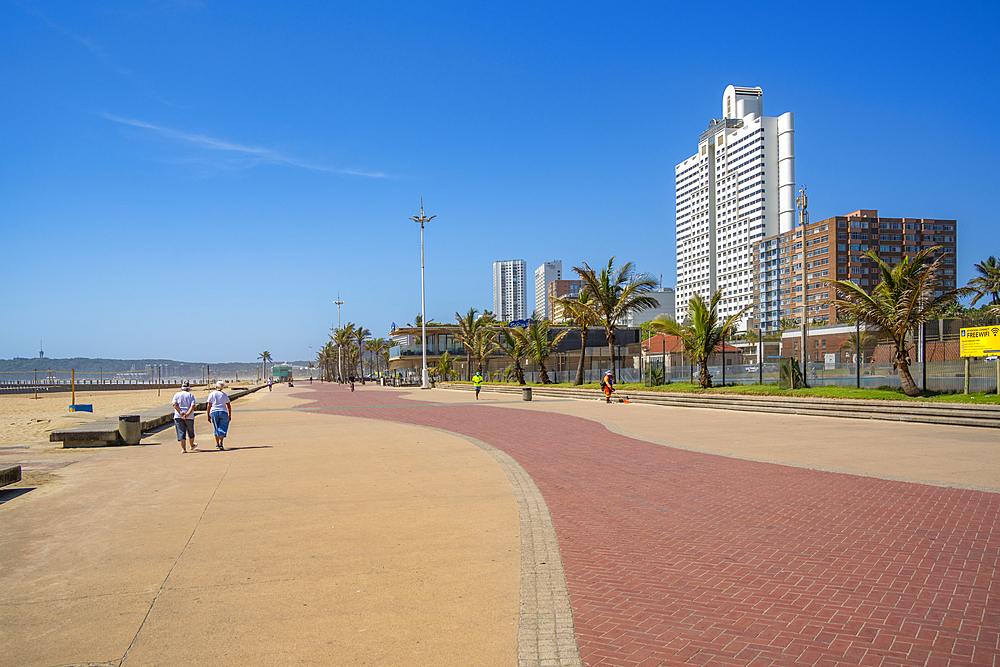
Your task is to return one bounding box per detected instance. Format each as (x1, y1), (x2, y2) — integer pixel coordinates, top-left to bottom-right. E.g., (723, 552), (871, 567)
(411, 200), (436, 389)
(334, 295), (344, 383)
(796, 185), (809, 386)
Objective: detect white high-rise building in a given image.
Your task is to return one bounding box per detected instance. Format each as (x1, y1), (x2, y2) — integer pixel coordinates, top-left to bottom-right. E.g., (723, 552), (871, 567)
(534, 261), (562, 319)
(493, 259), (528, 322)
(674, 85), (795, 328)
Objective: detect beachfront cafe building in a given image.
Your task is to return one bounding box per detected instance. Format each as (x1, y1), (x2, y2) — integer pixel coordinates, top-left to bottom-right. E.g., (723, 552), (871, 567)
(387, 324), (643, 383)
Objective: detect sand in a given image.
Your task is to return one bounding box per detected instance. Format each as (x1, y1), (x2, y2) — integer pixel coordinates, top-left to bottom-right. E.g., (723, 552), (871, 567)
(0, 384), (255, 446)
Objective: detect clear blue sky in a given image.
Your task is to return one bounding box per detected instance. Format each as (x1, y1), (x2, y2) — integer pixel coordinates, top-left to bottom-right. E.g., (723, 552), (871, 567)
(3, 0), (998, 363)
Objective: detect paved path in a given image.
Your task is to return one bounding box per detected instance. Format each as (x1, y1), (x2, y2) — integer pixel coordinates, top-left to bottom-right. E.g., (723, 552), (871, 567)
(0, 385), (521, 666)
(298, 384), (1000, 667)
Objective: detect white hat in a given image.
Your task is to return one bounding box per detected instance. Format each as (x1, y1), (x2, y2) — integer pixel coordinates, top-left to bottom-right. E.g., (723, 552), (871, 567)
(215, 381), (225, 389)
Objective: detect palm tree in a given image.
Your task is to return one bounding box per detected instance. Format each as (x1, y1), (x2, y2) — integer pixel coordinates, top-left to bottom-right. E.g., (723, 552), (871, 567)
(470, 327), (499, 378)
(650, 291), (751, 388)
(552, 290), (601, 385)
(520, 319), (569, 384)
(839, 326), (877, 364)
(366, 337), (389, 377)
(330, 324), (355, 382)
(825, 246), (963, 397)
(318, 342), (336, 381)
(495, 326), (528, 385)
(968, 256), (1000, 306)
(452, 308), (483, 380)
(257, 350), (272, 382)
(572, 257), (659, 376)
(435, 351), (455, 381)
(353, 326), (371, 379)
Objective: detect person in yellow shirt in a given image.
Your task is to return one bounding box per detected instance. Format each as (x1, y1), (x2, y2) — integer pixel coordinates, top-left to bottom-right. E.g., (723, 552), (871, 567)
(472, 370), (483, 400)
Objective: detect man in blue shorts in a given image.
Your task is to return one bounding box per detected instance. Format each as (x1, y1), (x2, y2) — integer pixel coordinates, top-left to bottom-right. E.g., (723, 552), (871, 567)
(206, 381), (232, 451)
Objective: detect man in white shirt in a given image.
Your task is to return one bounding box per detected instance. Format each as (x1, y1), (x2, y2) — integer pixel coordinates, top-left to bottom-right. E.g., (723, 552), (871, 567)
(206, 381), (232, 451)
(172, 381), (197, 453)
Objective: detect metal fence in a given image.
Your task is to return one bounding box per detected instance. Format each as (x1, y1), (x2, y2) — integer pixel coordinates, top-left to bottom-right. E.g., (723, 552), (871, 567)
(642, 358), (1000, 393)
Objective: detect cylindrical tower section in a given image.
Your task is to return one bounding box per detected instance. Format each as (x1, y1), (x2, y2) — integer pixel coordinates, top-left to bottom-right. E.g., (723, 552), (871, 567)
(778, 111), (796, 233)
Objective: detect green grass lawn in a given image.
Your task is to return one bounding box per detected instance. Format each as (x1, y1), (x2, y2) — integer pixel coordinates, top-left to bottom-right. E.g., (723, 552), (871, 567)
(446, 379), (1000, 404)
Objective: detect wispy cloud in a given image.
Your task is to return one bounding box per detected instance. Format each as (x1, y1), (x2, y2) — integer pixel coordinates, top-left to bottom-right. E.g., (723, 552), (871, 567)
(103, 113), (390, 178)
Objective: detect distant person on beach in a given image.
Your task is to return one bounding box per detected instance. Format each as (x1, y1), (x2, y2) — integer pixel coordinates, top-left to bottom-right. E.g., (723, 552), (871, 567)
(267, 377), (273, 391)
(473, 371), (483, 399)
(172, 381), (197, 453)
(206, 381), (231, 451)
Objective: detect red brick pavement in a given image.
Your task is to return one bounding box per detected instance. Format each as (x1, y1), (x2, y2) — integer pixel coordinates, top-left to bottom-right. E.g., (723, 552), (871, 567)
(296, 385), (1000, 667)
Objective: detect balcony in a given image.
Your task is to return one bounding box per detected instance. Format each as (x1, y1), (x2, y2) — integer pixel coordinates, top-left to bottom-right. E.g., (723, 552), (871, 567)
(389, 343), (468, 359)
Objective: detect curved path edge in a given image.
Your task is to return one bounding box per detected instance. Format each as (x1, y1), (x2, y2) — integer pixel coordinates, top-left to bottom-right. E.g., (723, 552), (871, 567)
(356, 419), (582, 667)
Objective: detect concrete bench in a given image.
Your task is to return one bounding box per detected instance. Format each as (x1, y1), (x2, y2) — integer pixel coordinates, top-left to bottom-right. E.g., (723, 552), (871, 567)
(1, 465), (22, 488)
(49, 386), (264, 448)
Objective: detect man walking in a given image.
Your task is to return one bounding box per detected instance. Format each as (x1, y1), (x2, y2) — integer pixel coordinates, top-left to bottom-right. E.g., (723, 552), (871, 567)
(206, 381), (232, 451)
(172, 381), (197, 453)
(472, 370), (483, 400)
(267, 376), (273, 391)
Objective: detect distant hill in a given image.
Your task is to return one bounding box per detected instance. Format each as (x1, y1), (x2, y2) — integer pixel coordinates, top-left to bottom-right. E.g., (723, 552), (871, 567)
(0, 357), (315, 380)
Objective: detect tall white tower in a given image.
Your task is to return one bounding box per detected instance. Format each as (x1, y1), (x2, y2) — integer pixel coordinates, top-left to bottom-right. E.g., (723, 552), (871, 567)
(534, 261), (562, 319)
(674, 85), (795, 327)
(493, 259), (528, 322)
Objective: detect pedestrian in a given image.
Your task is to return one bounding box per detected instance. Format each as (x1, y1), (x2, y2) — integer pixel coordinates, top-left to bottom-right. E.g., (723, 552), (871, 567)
(206, 381), (232, 451)
(472, 370), (483, 400)
(600, 370), (615, 403)
(172, 381), (197, 452)
(348, 375), (355, 392)
(267, 377), (273, 391)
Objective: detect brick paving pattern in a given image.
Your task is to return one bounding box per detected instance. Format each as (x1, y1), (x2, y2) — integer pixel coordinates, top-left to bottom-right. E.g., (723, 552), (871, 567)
(299, 385), (1000, 667)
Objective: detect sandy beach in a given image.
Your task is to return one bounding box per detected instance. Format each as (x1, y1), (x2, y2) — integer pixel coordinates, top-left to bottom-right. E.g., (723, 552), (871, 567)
(0, 384), (256, 446)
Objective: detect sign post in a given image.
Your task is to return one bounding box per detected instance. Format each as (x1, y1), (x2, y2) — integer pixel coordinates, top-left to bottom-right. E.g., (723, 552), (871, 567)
(960, 326), (1000, 395)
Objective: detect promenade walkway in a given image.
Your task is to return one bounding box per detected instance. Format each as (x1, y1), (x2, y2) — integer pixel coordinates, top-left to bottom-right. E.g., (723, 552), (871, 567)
(301, 385), (999, 667)
(1, 382), (997, 666)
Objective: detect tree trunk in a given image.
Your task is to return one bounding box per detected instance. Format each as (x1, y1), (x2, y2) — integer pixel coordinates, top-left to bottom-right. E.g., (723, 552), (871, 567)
(898, 360), (922, 396)
(539, 361), (550, 385)
(575, 330), (587, 386)
(516, 363), (525, 385)
(606, 328), (616, 379)
(699, 357), (713, 388)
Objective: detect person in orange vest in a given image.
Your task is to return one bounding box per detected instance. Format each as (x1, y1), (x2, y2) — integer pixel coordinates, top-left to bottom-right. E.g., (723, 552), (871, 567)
(600, 370), (615, 403)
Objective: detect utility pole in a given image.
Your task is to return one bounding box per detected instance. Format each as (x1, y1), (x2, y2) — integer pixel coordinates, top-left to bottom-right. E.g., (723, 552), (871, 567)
(411, 199), (436, 389)
(797, 185), (809, 386)
(334, 295), (344, 383)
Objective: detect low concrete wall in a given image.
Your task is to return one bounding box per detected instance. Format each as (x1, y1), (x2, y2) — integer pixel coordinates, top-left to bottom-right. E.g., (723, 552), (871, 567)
(50, 384), (267, 448)
(437, 382), (1000, 429)
(1, 465), (22, 488)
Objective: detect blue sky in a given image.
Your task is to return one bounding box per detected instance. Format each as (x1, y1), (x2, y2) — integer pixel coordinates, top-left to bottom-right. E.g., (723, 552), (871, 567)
(2, 0), (998, 363)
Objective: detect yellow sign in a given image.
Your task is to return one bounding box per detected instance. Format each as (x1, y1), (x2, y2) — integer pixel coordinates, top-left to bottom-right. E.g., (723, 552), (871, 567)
(960, 326), (1000, 357)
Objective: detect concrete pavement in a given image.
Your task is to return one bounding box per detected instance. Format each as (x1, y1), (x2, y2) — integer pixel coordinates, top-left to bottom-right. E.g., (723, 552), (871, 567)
(0, 385), (520, 666)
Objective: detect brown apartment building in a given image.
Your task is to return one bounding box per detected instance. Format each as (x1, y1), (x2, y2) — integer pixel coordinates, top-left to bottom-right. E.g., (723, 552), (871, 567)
(548, 279), (583, 322)
(751, 209), (958, 333)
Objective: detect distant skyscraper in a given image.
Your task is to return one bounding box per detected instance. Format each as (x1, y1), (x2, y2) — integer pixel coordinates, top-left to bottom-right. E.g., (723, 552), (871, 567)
(493, 259), (528, 322)
(675, 85), (795, 327)
(534, 261), (562, 319)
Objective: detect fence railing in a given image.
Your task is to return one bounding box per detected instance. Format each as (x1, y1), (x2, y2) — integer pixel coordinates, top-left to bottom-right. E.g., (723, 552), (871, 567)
(642, 359), (1000, 393)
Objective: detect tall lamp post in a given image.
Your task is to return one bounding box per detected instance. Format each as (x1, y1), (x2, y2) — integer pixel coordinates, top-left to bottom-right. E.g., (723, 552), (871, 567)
(411, 200), (436, 389)
(796, 185), (809, 386)
(334, 295), (344, 383)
